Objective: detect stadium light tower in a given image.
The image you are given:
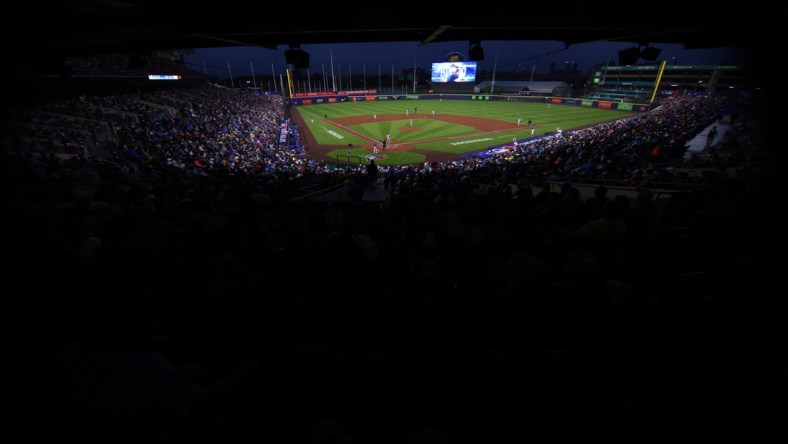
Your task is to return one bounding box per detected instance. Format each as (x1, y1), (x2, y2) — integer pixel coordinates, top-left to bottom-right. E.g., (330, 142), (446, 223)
(468, 40), (484, 61)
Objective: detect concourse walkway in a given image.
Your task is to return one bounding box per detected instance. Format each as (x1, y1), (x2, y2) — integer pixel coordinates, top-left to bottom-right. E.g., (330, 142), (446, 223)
(683, 119), (731, 160)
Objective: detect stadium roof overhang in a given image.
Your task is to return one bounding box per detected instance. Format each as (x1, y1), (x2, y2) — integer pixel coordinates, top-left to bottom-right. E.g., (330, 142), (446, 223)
(3, 2), (772, 60)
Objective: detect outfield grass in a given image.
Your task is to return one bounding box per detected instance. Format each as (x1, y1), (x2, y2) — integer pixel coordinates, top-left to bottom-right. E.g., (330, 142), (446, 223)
(296, 99), (632, 160)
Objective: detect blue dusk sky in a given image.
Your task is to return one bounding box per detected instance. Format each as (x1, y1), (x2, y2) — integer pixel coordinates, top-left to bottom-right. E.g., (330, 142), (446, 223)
(183, 40), (752, 80)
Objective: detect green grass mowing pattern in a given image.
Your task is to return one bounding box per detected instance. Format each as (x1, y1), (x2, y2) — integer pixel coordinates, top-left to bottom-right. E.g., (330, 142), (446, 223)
(298, 99), (630, 126)
(417, 132), (518, 154)
(297, 100), (632, 161)
(304, 118), (368, 146)
(350, 119), (477, 143)
(326, 148), (425, 166)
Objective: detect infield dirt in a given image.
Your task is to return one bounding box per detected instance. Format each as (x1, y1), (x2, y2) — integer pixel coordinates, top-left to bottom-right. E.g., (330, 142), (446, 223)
(292, 111), (518, 163)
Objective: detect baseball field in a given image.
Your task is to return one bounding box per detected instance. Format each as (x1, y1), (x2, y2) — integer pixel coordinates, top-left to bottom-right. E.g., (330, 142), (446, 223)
(292, 99), (633, 165)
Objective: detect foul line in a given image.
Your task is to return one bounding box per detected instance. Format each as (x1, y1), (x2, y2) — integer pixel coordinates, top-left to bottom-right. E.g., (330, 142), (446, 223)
(325, 118), (542, 150)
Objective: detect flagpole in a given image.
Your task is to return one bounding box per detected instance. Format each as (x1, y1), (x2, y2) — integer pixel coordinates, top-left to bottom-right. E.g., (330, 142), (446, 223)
(530, 64), (536, 86)
(250, 61), (257, 90)
(363, 64), (367, 90)
(490, 46), (498, 94)
(707, 48), (725, 93)
(349, 64), (352, 90)
(322, 63), (327, 92)
(271, 62), (278, 94)
(412, 54), (417, 93)
(307, 68), (312, 93)
(329, 45), (337, 92)
(599, 49), (612, 89)
(227, 61), (234, 89)
(378, 64), (381, 92)
(338, 64), (342, 91)
(391, 65), (394, 94)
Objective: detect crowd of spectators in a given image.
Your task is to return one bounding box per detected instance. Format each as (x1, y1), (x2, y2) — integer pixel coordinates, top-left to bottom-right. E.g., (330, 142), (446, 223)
(1, 80), (782, 443)
(63, 53), (195, 77)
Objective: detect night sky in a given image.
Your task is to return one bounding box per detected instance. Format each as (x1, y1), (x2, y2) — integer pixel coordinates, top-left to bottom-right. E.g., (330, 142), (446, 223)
(184, 40), (752, 80)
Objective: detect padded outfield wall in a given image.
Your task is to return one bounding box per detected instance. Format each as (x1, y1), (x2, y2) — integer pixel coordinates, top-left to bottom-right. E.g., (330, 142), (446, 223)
(289, 93), (650, 112)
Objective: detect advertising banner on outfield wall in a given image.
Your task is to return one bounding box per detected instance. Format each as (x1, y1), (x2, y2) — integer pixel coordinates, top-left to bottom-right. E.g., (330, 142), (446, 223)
(551, 97), (647, 112)
(292, 94), (403, 105)
(345, 90), (378, 95)
(292, 90), (377, 98)
(290, 93), (650, 111)
(292, 92), (336, 97)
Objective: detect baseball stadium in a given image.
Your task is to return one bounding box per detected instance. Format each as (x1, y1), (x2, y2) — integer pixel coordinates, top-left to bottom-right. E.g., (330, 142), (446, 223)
(2, 9), (782, 444)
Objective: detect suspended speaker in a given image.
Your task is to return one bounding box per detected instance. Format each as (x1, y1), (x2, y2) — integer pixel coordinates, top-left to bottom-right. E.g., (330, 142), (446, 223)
(641, 47), (662, 61)
(618, 47), (641, 65)
(285, 48), (310, 69)
(468, 44), (484, 61)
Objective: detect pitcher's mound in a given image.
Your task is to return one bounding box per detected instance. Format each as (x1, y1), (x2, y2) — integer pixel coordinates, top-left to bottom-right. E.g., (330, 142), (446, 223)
(400, 127), (421, 132)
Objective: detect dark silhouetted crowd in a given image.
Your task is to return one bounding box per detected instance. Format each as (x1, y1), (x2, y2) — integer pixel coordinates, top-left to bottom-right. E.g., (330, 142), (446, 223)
(1, 79), (783, 444)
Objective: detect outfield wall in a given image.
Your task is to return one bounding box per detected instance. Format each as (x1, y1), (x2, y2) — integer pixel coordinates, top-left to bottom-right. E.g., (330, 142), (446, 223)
(290, 94), (408, 106)
(289, 93), (650, 111)
(548, 96), (651, 112)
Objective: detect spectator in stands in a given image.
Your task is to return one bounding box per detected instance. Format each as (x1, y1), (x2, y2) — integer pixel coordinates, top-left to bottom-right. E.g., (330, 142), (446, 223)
(367, 159), (378, 182)
(584, 184), (610, 220)
(627, 188), (658, 236)
(560, 185), (586, 225)
(50, 285), (259, 444)
(706, 126), (718, 147)
(577, 195), (628, 244)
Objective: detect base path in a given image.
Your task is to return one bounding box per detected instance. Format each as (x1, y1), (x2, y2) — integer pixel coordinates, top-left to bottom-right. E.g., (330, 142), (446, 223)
(292, 111), (519, 163)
